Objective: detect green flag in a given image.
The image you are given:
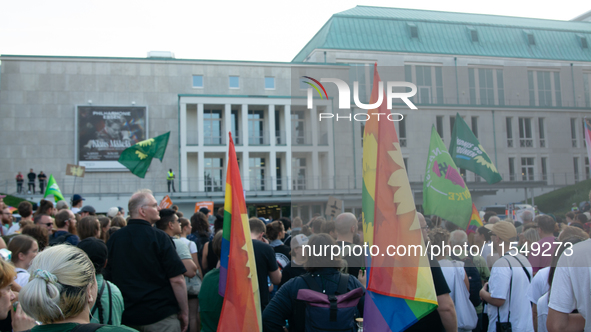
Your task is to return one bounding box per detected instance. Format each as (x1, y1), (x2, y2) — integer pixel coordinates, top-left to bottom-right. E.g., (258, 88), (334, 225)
(118, 132), (170, 178)
(449, 113), (502, 184)
(43, 175), (65, 202)
(424, 126), (472, 229)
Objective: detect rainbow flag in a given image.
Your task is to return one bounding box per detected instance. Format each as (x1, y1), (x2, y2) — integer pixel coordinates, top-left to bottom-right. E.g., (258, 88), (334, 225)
(362, 64), (438, 332)
(218, 132), (261, 332)
(7, 206), (17, 214)
(466, 203), (483, 235)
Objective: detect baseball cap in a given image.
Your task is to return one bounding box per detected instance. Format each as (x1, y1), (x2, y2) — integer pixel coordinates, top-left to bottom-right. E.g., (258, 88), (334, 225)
(80, 206), (96, 214)
(72, 194), (85, 202)
(491, 221), (517, 242)
(107, 207), (119, 218)
(199, 207), (211, 215)
(55, 200), (69, 210)
(290, 234), (309, 250)
(77, 237), (108, 274)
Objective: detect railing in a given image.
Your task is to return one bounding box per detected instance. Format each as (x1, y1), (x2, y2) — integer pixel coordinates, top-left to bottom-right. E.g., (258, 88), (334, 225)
(3, 173), (588, 197)
(248, 132), (270, 145)
(520, 139), (533, 147)
(275, 131), (286, 145)
(292, 131), (313, 145)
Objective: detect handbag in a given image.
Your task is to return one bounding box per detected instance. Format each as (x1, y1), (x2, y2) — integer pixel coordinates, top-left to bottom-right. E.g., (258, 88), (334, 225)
(186, 274), (202, 296)
(450, 261), (477, 330)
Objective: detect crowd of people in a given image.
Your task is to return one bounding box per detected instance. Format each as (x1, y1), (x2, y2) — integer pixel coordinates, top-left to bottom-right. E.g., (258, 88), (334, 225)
(0, 190), (589, 332)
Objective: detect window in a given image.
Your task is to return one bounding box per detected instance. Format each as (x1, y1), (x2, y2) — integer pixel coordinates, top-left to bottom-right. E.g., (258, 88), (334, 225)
(408, 23), (418, 38)
(229, 76), (240, 89)
(203, 109), (222, 145)
(574, 157), (580, 183)
(436, 116), (444, 140)
(518, 117), (533, 147)
(249, 158), (266, 190)
(360, 122), (365, 147)
(276, 158), (283, 190)
(506, 117), (513, 147)
(248, 110), (265, 145)
(230, 110), (240, 145)
(348, 63), (374, 104)
(468, 27), (479, 42)
(403, 158), (409, 171)
(509, 157), (515, 181)
(527, 33), (535, 46)
(471, 117), (478, 138)
(528, 70), (561, 107)
(586, 157), (590, 179)
(468, 68), (504, 105)
(192, 75), (203, 88)
(291, 111), (306, 145)
(538, 118), (545, 148)
(405, 64), (443, 104)
(399, 117), (407, 147)
(449, 117), (455, 136)
(580, 36), (588, 49)
(571, 118), (578, 147)
(204, 158), (223, 192)
(292, 158), (306, 190)
(265, 77), (275, 90)
(521, 157), (534, 181)
(541, 157), (547, 181)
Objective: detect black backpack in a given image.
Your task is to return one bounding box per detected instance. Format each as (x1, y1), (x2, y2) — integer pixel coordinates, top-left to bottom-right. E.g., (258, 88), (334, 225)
(49, 232), (75, 246)
(452, 254), (482, 307)
(291, 273), (364, 332)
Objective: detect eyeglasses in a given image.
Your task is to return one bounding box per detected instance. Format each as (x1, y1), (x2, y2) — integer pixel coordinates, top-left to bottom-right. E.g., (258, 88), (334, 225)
(142, 203), (158, 209)
(41, 223), (53, 227)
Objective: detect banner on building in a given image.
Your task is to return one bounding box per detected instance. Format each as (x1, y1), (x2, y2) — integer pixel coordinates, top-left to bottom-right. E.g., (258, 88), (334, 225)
(76, 105), (147, 169)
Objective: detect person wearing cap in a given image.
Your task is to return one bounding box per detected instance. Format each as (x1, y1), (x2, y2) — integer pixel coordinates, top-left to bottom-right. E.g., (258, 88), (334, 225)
(480, 221), (534, 332)
(279, 234), (308, 288)
(71, 194), (85, 214)
(78, 237), (124, 326)
(80, 205), (96, 218)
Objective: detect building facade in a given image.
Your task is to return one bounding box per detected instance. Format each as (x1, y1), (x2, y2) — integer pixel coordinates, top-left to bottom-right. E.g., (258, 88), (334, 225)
(1, 6), (590, 218)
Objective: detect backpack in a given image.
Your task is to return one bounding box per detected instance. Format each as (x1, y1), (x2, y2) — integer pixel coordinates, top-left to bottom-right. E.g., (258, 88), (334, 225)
(452, 254), (482, 307)
(49, 232), (75, 246)
(293, 273), (364, 332)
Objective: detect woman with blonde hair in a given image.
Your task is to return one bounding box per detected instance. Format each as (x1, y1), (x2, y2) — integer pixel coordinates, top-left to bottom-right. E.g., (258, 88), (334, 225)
(8, 235), (39, 287)
(19, 245), (135, 331)
(0, 260), (16, 320)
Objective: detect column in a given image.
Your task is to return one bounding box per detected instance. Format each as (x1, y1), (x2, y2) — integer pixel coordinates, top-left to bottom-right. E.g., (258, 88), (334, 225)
(197, 103), (204, 147)
(310, 105), (318, 145)
(197, 151), (205, 192)
(312, 151), (319, 190)
(270, 150), (277, 191)
(269, 104), (276, 146)
(224, 103), (231, 144)
(285, 105), (292, 190)
(180, 103), (188, 192)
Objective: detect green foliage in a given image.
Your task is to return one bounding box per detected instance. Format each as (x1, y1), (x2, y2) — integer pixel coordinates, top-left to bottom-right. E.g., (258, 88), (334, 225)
(527, 179), (591, 217)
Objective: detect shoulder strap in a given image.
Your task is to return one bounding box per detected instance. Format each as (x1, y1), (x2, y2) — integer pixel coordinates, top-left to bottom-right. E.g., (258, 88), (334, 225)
(336, 273), (349, 295)
(90, 280), (107, 319)
(510, 255), (531, 282)
(71, 323), (105, 332)
(498, 257), (513, 324)
(106, 281), (113, 325)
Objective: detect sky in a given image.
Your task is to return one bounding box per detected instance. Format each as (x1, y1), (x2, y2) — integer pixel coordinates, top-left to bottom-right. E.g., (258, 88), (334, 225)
(1, 0), (589, 63)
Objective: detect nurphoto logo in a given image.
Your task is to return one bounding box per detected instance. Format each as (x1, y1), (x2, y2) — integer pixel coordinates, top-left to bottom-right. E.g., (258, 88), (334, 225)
(302, 76), (419, 122)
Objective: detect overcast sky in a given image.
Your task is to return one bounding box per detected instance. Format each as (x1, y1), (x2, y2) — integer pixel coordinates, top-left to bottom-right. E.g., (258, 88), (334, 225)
(1, 0), (589, 62)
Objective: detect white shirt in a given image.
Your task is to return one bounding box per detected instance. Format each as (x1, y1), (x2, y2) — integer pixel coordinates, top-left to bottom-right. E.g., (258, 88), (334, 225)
(537, 293), (549, 332)
(481, 241), (492, 260)
(487, 252), (534, 332)
(15, 268), (30, 287)
(179, 237), (198, 255)
(71, 207), (81, 214)
(548, 239), (591, 331)
(6, 223), (20, 235)
(527, 266), (550, 304)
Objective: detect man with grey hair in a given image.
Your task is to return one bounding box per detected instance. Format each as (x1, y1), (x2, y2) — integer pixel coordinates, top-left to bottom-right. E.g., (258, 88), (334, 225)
(335, 212), (363, 277)
(487, 216), (500, 224)
(449, 230), (490, 329)
(516, 210), (534, 234)
(105, 189), (189, 332)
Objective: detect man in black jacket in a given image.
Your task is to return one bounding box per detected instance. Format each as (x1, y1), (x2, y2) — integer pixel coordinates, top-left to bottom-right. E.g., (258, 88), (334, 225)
(27, 169), (36, 194)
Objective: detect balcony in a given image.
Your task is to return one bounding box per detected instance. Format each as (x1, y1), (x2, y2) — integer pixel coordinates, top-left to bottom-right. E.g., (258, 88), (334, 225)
(519, 139), (533, 147)
(248, 131), (270, 145)
(275, 130), (286, 145)
(292, 131), (312, 145)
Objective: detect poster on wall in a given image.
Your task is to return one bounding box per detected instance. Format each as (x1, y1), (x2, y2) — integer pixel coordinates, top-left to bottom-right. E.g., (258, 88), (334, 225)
(76, 105), (148, 170)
